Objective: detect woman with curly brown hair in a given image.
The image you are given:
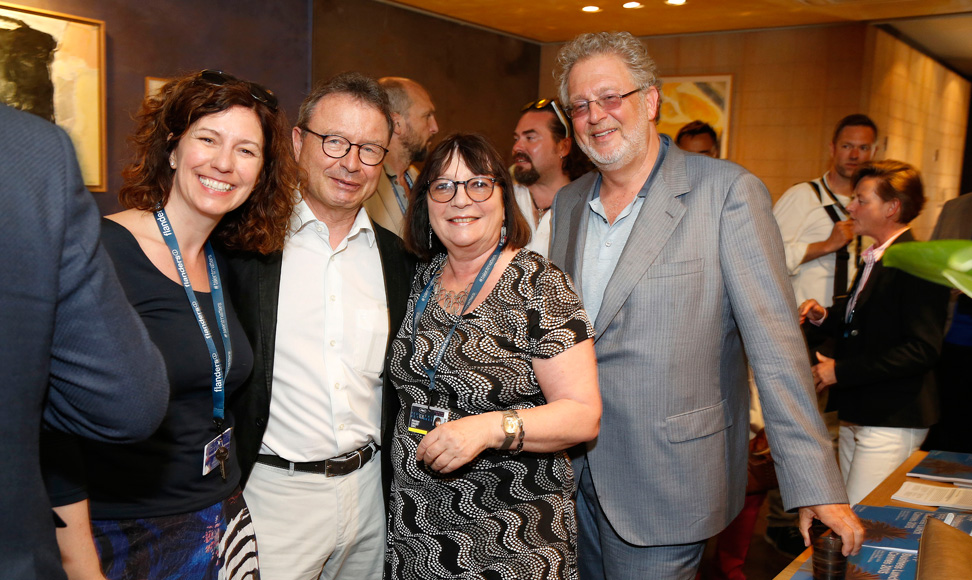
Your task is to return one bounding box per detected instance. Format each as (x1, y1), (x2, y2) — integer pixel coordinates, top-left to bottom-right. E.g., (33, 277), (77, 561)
(46, 70), (297, 580)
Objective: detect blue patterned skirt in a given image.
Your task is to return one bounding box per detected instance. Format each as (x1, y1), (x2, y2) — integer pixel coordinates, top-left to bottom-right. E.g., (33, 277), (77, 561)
(92, 488), (259, 580)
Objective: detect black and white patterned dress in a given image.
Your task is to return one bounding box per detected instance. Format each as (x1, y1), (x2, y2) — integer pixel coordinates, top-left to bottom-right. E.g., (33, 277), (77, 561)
(386, 249), (594, 580)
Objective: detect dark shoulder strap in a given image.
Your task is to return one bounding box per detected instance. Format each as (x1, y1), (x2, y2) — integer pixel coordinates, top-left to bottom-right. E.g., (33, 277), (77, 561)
(818, 177), (850, 215)
(805, 179), (842, 224)
(805, 180), (824, 202)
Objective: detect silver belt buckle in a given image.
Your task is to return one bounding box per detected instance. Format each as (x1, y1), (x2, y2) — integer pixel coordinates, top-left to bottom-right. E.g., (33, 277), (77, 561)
(325, 447), (363, 477)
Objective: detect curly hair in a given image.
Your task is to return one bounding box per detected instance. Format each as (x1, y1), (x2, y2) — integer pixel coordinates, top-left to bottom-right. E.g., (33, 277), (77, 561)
(852, 160), (925, 224)
(556, 31), (659, 109)
(119, 71), (298, 254)
(403, 133), (531, 261)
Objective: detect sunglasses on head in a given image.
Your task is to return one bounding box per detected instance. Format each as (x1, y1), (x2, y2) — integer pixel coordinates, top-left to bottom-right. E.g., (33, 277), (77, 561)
(521, 98), (571, 139)
(198, 69), (278, 112)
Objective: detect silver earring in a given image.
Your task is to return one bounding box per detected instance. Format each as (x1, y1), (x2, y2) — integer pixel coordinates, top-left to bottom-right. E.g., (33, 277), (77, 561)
(169, 157), (176, 169)
(500, 224), (507, 245)
(428, 228), (433, 250)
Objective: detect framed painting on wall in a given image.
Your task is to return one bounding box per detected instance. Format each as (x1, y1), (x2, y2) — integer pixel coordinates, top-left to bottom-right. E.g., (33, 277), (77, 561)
(144, 76), (171, 98)
(0, 2), (107, 191)
(657, 75), (732, 159)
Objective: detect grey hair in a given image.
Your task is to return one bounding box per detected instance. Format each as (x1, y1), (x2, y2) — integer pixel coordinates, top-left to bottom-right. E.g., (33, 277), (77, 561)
(556, 31), (659, 106)
(378, 77), (414, 116)
(295, 72), (394, 139)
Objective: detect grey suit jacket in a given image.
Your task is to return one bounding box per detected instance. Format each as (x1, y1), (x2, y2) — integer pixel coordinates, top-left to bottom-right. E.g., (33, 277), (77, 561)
(363, 166), (418, 236)
(549, 137), (846, 544)
(0, 104), (168, 579)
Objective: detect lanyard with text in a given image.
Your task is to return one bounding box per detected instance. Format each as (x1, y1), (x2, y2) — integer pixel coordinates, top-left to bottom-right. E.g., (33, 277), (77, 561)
(411, 241), (504, 392)
(154, 209), (233, 430)
(386, 171), (414, 216)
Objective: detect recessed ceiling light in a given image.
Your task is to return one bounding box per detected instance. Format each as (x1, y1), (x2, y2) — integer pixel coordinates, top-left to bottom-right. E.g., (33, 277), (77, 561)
(623, 2), (644, 7)
(666, 0), (687, 5)
(581, 6), (601, 13)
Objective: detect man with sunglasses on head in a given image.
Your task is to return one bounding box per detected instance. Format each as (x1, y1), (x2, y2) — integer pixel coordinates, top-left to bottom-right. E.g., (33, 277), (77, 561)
(363, 77), (439, 236)
(548, 32), (863, 579)
(227, 72), (413, 580)
(512, 98), (591, 256)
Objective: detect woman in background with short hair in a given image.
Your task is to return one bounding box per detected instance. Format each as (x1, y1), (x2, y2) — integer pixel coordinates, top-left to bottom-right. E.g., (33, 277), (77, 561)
(800, 160), (949, 505)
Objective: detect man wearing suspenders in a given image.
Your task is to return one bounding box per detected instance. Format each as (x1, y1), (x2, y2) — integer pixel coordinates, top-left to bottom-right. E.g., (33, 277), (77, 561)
(765, 114), (878, 556)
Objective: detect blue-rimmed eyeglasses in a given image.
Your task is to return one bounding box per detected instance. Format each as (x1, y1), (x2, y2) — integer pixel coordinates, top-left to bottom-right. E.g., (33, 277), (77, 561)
(300, 128), (389, 166)
(427, 176), (497, 203)
(198, 69), (278, 112)
(565, 88), (642, 119)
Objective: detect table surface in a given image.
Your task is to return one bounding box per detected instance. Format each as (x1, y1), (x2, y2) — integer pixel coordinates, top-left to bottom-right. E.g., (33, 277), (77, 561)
(772, 450), (956, 579)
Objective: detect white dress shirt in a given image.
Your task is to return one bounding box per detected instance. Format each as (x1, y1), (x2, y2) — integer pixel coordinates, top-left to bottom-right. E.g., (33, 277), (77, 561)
(514, 183), (553, 257)
(773, 176), (858, 306)
(260, 199), (388, 461)
(844, 227), (909, 322)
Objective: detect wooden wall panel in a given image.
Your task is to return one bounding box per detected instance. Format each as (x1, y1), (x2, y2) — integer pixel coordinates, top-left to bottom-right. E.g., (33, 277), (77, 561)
(313, 0), (540, 165)
(863, 28), (971, 240)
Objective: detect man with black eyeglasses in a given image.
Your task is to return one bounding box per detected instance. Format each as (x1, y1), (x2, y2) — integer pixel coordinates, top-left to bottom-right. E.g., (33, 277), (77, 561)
(364, 77), (439, 236)
(512, 98), (591, 256)
(547, 32), (862, 579)
(766, 114), (877, 558)
(227, 72), (413, 580)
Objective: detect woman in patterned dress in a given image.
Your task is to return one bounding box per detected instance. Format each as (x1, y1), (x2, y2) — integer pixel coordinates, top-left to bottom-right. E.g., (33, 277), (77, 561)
(386, 133), (601, 579)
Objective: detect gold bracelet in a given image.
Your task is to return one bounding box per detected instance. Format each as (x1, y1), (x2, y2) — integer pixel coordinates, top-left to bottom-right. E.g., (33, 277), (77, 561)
(512, 410), (524, 455)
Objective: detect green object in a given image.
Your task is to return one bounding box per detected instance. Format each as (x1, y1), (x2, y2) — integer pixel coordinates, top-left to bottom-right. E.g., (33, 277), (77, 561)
(883, 240), (972, 297)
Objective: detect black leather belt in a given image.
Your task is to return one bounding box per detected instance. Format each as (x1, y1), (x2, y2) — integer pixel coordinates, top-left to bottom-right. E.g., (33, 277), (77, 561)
(257, 440), (378, 477)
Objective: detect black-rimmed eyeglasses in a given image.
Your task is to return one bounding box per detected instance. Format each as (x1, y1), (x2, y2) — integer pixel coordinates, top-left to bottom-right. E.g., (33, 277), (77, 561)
(521, 98), (571, 138)
(198, 69), (278, 112)
(300, 128), (389, 166)
(427, 176), (497, 203)
(565, 88), (642, 119)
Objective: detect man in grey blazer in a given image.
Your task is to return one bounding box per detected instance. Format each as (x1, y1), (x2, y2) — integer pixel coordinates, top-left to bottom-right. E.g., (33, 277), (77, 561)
(0, 104), (169, 580)
(548, 33), (863, 578)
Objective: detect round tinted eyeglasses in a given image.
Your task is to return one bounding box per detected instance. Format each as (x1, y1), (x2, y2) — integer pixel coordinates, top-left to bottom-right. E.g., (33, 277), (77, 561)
(198, 69), (278, 112)
(427, 176), (497, 203)
(564, 88), (642, 119)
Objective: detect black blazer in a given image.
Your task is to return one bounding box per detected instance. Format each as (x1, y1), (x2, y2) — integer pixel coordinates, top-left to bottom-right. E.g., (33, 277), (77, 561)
(225, 221), (414, 501)
(820, 230), (949, 427)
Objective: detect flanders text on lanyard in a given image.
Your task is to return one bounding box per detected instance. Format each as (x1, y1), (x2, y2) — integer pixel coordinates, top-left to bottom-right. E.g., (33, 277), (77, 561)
(411, 241), (504, 391)
(154, 209), (233, 429)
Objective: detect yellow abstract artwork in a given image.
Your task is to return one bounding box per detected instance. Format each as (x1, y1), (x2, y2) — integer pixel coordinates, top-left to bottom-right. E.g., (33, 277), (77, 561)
(0, 3), (106, 191)
(657, 75), (732, 159)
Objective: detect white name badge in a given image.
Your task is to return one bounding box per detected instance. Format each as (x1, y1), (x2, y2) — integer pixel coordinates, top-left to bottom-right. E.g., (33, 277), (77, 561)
(408, 404), (449, 435)
(202, 427), (233, 476)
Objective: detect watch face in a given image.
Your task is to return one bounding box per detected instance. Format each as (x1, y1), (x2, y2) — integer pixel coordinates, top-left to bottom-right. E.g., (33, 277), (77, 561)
(503, 415), (518, 434)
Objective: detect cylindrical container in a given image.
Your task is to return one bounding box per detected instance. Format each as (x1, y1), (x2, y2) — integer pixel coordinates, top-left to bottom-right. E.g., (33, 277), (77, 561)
(811, 530), (847, 580)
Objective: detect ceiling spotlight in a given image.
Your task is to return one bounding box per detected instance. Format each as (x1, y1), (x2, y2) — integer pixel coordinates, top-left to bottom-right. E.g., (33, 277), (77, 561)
(582, 5), (601, 12)
(666, 0), (687, 5)
(623, 2), (644, 7)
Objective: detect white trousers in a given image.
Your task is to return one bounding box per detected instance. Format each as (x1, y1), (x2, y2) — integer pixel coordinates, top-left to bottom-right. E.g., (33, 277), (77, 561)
(838, 424), (928, 505)
(243, 455), (384, 580)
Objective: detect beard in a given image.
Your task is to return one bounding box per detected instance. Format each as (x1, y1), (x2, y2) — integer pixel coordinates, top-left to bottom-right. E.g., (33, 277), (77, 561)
(403, 127), (431, 164)
(578, 114), (649, 170)
(513, 164), (540, 186)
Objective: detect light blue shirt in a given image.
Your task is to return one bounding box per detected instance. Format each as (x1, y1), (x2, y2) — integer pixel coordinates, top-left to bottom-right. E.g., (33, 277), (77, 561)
(581, 139), (669, 323)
